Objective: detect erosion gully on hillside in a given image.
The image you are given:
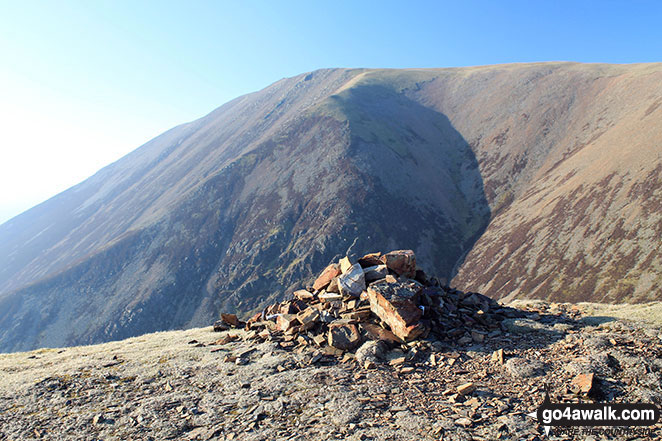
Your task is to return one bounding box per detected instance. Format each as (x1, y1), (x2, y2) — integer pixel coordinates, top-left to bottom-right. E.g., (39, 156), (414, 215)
(1, 250), (661, 440)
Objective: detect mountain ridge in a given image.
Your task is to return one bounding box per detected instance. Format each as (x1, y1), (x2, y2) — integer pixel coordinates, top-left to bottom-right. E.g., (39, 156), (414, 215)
(1, 62), (661, 352)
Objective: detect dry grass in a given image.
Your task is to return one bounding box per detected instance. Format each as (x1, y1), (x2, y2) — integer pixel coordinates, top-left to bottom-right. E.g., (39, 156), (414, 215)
(0, 326), (221, 394)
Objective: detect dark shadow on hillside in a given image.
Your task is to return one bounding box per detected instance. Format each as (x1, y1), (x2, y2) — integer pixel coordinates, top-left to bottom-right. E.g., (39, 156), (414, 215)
(305, 83), (491, 284)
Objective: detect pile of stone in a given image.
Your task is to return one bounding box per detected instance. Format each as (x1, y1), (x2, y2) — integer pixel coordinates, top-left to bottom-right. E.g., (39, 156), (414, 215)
(214, 250), (512, 362)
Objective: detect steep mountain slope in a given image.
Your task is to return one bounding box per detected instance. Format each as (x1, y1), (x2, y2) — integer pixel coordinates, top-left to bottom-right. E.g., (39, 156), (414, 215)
(1, 62), (661, 352)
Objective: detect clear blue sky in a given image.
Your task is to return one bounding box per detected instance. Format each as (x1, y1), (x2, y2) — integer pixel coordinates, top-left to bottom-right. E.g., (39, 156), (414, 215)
(0, 0), (660, 224)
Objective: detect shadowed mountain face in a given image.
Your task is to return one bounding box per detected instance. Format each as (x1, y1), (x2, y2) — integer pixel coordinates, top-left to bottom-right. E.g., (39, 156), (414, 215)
(1, 63), (661, 352)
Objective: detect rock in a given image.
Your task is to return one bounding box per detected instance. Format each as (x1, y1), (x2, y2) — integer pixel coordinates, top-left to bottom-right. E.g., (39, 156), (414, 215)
(505, 357), (545, 378)
(572, 373), (596, 395)
(355, 341), (387, 366)
(340, 310), (371, 322)
(457, 382), (476, 395)
(363, 265), (388, 283)
(276, 314), (298, 332)
(328, 322), (361, 350)
(297, 307), (320, 330)
(213, 320), (230, 332)
(491, 349), (504, 365)
(471, 330), (486, 343)
(312, 334), (327, 346)
(92, 414), (105, 425)
(339, 256), (354, 274)
(367, 282), (425, 341)
(455, 417), (472, 427)
(358, 252), (383, 267)
(361, 323), (401, 345)
(319, 292), (342, 301)
(389, 357), (406, 366)
(293, 289), (315, 301)
(337, 263), (366, 297)
(220, 313), (242, 328)
(313, 264), (341, 291)
(400, 366), (415, 374)
(326, 277), (340, 293)
(380, 250), (416, 278)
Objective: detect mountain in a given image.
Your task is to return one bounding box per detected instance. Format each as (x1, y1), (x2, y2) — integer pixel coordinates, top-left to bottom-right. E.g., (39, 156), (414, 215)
(1, 62), (661, 352)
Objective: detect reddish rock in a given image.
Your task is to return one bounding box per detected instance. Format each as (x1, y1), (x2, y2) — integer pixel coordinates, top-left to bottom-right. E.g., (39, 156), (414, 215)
(380, 250), (416, 278)
(328, 322), (361, 350)
(367, 282), (425, 341)
(358, 252), (382, 268)
(220, 313), (242, 328)
(572, 373), (596, 395)
(361, 323), (401, 345)
(313, 264), (341, 291)
(276, 314), (298, 332)
(293, 289), (315, 301)
(326, 277), (340, 293)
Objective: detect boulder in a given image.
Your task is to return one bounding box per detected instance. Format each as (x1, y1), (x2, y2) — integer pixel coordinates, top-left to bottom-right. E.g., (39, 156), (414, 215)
(380, 250), (416, 278)
(337, 263), (366, 297)
(313, 264), (341, 291)
(328, 322), (361, 350)
(367, 282), (425, 341)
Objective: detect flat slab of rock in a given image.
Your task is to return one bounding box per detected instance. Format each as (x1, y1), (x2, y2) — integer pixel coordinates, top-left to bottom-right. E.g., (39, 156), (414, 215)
(363, 265), (388, 282)
(313, 264), (341, 291)
(367, 282), (424, 341)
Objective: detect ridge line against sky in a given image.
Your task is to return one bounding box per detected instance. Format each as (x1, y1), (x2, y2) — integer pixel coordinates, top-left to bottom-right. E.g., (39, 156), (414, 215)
(1, 0), (661, 224)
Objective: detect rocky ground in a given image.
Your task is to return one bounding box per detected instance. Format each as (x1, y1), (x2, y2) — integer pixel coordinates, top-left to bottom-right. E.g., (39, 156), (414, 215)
(1, 299), (661, 441)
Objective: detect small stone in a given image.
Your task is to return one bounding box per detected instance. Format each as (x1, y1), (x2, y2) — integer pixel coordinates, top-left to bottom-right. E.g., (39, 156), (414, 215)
(400, 366), (415, 374)
(363, 265), (388, 283)
(471, 330), (486, 343)
(213, 320), (230, 332)
(362, 323), (401, 345)
(455, 417), (472, 427)
(293, 289), (315, 301)
(457, 335), (473, 345)
(276, 314), (298, 332)
(92, 414), (105, 425)
(220, 313), (242, 328)
(491, 349), (504, 365)
(457, 382), (476, 395)
(389, 357), (406, 366)
(319, 292), (343, 302)
(572, 373), (596, 395)
(312, 334), (327, 346)
(213, 335), (234, 345)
